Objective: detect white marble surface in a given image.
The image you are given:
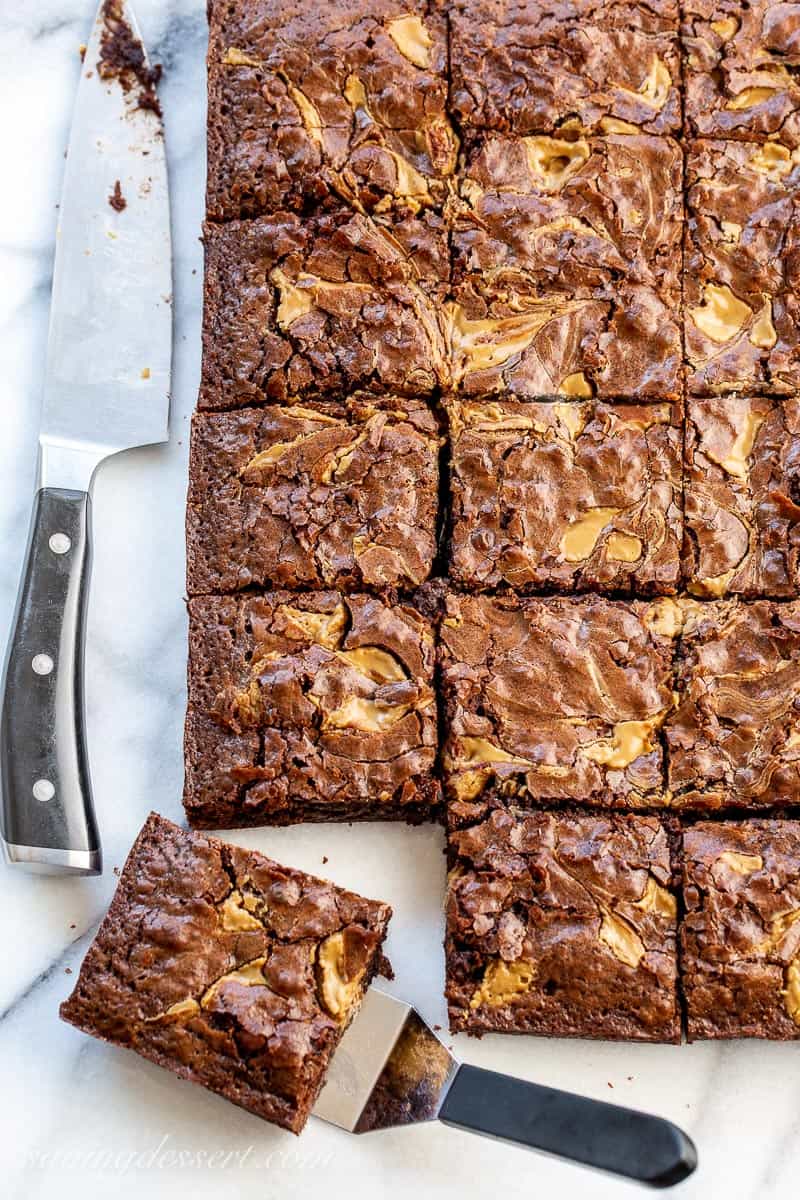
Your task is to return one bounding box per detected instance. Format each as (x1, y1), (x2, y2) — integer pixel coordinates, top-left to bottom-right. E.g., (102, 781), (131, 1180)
(0, 3), (799, 1197)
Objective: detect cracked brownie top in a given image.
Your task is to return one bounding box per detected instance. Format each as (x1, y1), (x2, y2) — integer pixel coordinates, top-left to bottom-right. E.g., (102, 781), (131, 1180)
(681, 820), (800, 1040)
(60, 813), (392, 1132)
(439, 592), (676, 812)
(684, 396), (800, 598)
(185, 591), (439, 827)
(445, 805), (680, 1041)
(682, 1), (800, 146)
(447, 398), (682, 596)
(206, 0), (456, 221)
(449, 0), (681, 136)
(187, 397), (441, 595)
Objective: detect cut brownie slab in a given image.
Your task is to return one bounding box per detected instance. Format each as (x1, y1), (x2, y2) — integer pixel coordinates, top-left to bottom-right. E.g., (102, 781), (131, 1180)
(446, 805), (680, 1041)
(187, 398), (440, 595)
(447, 398), (682, 595)
(449, 0), (681, 137)
(448, 132), (683, 399)
(200, 210), (449, 410)
(60, 813), (392, 1132)
(681, 820), (800, 1040)
(185, 591), (439, 827)
(685, 397), (800, 598)
(682, 2), (800, 146)
(206, 0), (457, 221)
(439, 593), (676, 811)
(684, 139), (800, 396)
(666, 599), (800, 809)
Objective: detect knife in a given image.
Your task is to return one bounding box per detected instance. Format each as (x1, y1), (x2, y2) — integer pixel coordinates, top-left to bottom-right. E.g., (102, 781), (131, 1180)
(0, 0), (171, 876)
(315, 990), (698, 1188)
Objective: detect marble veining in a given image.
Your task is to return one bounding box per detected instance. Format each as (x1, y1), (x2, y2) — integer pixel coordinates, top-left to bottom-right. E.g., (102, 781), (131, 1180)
(0, 3), (798, 1198)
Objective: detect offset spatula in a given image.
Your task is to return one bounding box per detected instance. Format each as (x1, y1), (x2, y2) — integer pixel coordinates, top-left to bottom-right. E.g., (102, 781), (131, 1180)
(315, 990), (698, 1189)
(0, 0), (171, 875)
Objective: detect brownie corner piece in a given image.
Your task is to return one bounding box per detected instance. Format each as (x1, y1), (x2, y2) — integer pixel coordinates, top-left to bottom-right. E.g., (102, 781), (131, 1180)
(187, 397), (441, 595)
(445, 806), (680, 1042)
(682, 2), (800, 146)
(447, 397), (682, 594)
(666, 598), (800, 810)
(449, 0), (681, 138)
(684, 138), (800, 397)
(184, 591), (439, 827)
(199, 210), (449, 410)
(60, 812), (392, 1132)
(206, 0), (456, 222)
(681, 819), (800, 1040)
(439, 592), (677, 810)
(684, 395), (800, 598)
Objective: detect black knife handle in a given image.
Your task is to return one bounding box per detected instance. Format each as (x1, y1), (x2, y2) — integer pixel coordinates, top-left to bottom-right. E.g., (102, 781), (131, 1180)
(0, 488), (101, 874)
(439, 1063), (697, 1189)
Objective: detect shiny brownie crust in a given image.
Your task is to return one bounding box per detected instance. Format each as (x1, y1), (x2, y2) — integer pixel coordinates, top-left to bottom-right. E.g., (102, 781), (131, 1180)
(60, 813), (392, 1132)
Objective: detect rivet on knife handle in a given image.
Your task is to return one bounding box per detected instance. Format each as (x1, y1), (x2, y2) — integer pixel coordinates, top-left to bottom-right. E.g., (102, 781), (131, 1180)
(0, 487), (101, 875)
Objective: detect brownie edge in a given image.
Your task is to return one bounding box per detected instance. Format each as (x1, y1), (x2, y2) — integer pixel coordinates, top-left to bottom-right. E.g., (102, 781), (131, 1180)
(60, 813), (392, 1133)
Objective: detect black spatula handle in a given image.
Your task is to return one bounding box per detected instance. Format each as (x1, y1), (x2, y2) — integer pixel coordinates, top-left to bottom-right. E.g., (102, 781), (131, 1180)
(439, 1063), (697, 1188)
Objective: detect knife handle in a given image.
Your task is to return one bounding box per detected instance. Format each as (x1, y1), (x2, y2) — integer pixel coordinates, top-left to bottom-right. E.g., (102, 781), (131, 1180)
(0, 488), (101, 875)
(438, 1063), (697, 1188)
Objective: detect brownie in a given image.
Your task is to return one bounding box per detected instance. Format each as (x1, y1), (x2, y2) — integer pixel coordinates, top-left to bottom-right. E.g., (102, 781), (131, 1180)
(448, 132), (683, 399)
(681, 820), (800, 1040)
(60, 813), (392, 1132)
(682, 2), (800, 146)
(449, 0), (681, 137)
(200, 210), (449, 409)
(447, 398), (682, 595)
(684, 139), (800, 396)
(206, 0), (456, 221)
(445, 805), (680, 1041)
(439, 592), (676, 811)
(666, 599), (800, 809)
(184, 591), (439, 827)
(685, 396), (800, 598)
(187, 398), (440, 595)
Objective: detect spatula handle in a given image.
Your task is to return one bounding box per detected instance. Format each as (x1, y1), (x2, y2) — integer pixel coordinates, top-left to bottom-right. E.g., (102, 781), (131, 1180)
(0, 488), (101, 875)
(438, 1063), (696, 1188)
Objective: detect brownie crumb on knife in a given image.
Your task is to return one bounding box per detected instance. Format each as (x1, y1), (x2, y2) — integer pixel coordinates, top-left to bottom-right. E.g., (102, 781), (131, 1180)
(200, 210), (449, 409)
(681, 820), (800, 1040)
(446, 805), (680, 1042)
(60, 813), (392, 1132)
(684, 396), (800, 598)
(206, 0), (456, 222)
(447, 398), (682, 595)
(187, 398), (440, 595)
(185, 591), (439, 827)
(439, 592), (677, 813)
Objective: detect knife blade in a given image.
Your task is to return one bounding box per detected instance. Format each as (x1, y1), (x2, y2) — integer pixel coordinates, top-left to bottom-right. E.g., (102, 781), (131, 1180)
(0, 0), (171, 876)
(314, 989), (698, 1189)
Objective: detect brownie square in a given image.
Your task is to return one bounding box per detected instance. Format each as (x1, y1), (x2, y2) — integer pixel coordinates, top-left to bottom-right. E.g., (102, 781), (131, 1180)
(60, 813), (392, 1132)
(682, 2), (800, 146)
(666, 599), (800, 809)
(206, 0), (456, 221)
(684, 139), (800, 396)
(439, 593), (676, 811)
(187, 398), (440, 595)
(447, 398), (682, 595)
(449, 0), (681, 138)
(200, 210), (449, 410)
(445, 805), (680, 1041)
(685, 396), (800, 598)
(185, 591), (439, 827)
(681, 820), (800, 1040)
(448, 132), (683, 399)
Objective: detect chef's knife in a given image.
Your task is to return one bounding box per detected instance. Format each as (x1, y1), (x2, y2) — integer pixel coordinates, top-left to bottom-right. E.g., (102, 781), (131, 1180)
(0, 0), (171, 876)
(315, 990), (698, 1188)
